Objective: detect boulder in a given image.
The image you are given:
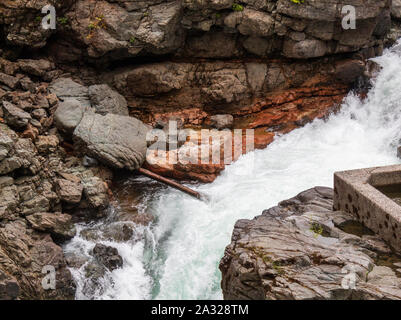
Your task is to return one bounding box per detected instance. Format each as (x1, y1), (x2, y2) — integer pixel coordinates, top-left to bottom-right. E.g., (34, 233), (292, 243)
(2, 101), (31, 129)
(49, 78), (91, 108)
(92, 244), (123, 271)
(334, 60), (366, 84)
(73, 113), (148, 171)
(88, 84), (129, 116)
(80, 223), (134, 243)
(54, 99), (89, 134)
(210, 114), (234, 129)
(55, 179), (83, 204)
(26, 212), (76, 240)
(220, 187), (401, 300)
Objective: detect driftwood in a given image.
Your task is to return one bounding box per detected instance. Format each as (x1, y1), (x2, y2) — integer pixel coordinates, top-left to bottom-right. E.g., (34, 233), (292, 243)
(138, 168), (202, 200)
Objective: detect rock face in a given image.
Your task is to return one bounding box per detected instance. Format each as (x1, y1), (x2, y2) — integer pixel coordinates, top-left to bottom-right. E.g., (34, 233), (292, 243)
(0, 75), (114, 299)
(220, 187), (401, 300)
(92, 244), (123, 271)
(73, 113), (148, 170)
(26, 212), (76, 240)
(10, 0), (387, 62)
(0, 0), (398, 301)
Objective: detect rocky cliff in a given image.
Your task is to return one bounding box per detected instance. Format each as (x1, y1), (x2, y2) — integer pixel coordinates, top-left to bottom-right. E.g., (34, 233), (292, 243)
(220, 187), (401, 300)
(0, 0), (399, 299)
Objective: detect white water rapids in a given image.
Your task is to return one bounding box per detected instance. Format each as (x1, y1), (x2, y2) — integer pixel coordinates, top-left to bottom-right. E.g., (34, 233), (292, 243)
(65, 41), (401, 300)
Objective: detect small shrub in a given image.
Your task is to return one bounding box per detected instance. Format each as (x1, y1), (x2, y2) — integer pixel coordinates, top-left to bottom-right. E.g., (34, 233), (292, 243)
(290, 0), (305, 4)
(57, 17), (68, 25)
(232, 3), (244, 11)
(310, 222), (323, 238)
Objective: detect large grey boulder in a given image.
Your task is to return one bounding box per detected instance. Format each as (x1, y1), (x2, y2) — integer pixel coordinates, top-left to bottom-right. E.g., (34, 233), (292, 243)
(49, 78), (91, 108)
(88, 84), (129, 116)
(54, 99), (90, 134)
(220, 187), (401, 300)
(52, 79), (131, 134)
(73, 113), (148, 171)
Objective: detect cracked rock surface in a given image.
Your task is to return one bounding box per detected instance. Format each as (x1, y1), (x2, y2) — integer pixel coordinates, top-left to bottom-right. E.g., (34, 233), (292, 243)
(220, 187), (401, 300)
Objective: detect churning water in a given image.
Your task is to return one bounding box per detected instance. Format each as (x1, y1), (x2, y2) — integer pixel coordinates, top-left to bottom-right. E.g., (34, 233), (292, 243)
(65, 41), (401, 300)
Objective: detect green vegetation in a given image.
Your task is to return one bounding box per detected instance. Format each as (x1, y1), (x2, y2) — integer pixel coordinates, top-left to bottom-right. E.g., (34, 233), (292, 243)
(232, 3), (244, 11)
(57, 17), (68, 25)
(129, 36), (136, 45)
(215, 13), (221, 19)
(290, 0), (305, 4)
(310, 222), (324, 238)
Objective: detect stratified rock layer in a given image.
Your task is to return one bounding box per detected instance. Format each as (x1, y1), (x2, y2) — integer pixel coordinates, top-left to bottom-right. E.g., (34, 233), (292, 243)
(220, 187), (401, 300)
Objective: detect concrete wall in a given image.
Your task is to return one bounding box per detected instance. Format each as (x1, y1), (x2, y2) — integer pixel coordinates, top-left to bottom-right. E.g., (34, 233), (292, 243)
(334, 165), (401, 253)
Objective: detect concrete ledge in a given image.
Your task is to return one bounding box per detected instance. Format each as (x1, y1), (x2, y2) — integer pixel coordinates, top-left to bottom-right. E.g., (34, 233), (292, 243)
(334, 165), (401, 253)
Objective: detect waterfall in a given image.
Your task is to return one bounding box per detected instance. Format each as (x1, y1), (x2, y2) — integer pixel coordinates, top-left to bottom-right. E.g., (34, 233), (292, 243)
(65, 40), (401, 300)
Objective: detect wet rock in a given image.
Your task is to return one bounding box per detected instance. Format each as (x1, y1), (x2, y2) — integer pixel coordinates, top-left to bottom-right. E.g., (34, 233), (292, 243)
(65, 252), (89, 269)
(26, 212), (76, 240)
(334, 60), (366, 84)
(55, 178), (83, 204)
(92, 244), (123, 271)
(2, 101), (31, 129)
(210, 114), (234, 130)
(80, 223), (134, 243)
(220, 187), (401, 300)
(73, 113), (148, 171)
(88, 84), (129, 116)
(84, 261), (106, 280)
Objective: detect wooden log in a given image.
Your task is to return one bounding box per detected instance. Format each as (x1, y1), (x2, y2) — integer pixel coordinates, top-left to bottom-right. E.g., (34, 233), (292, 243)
(137, 168), (202, 200)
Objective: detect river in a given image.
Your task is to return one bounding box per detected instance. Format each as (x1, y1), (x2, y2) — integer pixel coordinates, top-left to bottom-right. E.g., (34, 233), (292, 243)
(64, 40), (401, 300)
